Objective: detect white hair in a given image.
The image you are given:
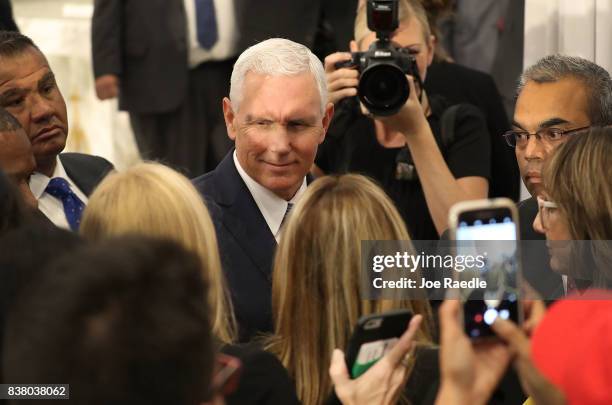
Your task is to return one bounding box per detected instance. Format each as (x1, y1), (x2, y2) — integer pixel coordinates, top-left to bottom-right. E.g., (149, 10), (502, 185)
(229, 38), (328, 115)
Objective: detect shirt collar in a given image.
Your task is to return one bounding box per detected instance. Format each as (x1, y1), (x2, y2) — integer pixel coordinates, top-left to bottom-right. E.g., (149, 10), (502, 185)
(233, 151), (307, 237)
(29, 156), (69, 199)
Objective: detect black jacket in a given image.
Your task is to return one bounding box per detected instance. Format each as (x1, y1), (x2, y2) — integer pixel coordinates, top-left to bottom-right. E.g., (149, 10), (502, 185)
(59, 152), (114, 197)
(193, 152), (277, 341)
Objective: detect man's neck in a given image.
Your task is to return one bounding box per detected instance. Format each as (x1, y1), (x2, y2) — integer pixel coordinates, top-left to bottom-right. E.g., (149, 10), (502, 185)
(37, 156), (57, 177)
(274, 184), (300, 202)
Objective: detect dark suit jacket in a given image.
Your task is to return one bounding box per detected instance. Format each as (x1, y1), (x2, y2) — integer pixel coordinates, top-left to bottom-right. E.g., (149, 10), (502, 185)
(59, 152), (114, 196)
(92, 0), (326, 114)
(193, 152), (277, 341)
(0, 0), (18, 32)
(235, 0), (324, 51)
(91, 0), (188, 114)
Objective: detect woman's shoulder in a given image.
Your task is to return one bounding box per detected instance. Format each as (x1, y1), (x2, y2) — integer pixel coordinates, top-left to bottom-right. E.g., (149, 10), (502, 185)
(221, 342), (301, 405)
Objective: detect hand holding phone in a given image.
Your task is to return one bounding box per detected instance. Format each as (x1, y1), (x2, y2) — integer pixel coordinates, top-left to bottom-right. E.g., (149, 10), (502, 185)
(330, 314), (423, 405)
(344, 309), (414, 378)
(448, 198), (523, 339)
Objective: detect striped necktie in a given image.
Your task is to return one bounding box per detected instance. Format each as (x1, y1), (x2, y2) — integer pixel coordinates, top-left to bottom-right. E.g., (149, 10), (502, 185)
(281, 202), (294, 228)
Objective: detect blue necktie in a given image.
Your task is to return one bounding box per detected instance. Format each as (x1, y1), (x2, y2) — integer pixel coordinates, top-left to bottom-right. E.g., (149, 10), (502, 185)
(195, 0), (218, 50)
(45, 177), (85, 231)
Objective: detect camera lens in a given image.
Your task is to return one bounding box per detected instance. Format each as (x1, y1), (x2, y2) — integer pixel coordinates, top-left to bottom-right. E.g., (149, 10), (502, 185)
(359, 63), (409, 116)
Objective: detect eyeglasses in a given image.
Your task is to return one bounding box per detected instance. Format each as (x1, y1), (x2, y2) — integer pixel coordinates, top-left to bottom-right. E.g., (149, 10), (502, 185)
(502, 126), (589, 148)
(209, 354), (242, 398)
(537, 196), (559, 230)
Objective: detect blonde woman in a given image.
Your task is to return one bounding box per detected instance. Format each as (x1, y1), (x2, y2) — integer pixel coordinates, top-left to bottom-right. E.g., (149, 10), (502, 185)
(80, 162), (235, 343)
(534, 127), (612, 289)
(81, 162), (302, 405)
(316, 0), (491, 239)
(266, 174), (437, 405)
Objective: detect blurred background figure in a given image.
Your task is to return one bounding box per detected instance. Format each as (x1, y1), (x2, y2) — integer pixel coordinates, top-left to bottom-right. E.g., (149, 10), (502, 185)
(0, 0), (18, 31)
(437, 0), (525, 118)
(0, 108), (37, 208)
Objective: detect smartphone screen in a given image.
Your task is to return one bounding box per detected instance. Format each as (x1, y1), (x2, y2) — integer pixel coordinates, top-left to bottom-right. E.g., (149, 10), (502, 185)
(345, 310), (412, 378)
(352, 337), (399, 377)
(456, 206), (520, 338)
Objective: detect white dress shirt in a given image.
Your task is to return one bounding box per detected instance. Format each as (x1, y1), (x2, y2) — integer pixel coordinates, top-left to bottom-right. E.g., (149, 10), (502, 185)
(183, 0), (239, 67)
(29, 156), (89, 230)
(233, 151), (307, 242)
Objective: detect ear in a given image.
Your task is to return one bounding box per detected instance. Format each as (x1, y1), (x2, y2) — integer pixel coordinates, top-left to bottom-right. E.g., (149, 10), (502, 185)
(319, 102), (335, 143)
(223, 97), (237, 141)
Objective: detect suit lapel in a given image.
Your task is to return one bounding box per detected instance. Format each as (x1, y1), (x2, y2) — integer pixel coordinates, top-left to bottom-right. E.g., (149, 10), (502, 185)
(59, 153), (94, 196)
(213, 154), (277, 279)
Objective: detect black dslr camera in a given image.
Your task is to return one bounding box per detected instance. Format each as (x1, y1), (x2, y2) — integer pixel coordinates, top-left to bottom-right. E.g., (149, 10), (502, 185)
(336, 0), (422, 116)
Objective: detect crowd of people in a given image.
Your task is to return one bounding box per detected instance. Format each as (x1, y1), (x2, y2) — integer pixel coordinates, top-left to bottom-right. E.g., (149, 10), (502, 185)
(0, 0), (610, 404)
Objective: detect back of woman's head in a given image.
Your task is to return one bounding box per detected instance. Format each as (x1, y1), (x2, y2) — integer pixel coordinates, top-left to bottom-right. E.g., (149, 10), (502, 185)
(545, 127), (612, 240)
(271, 174), (432, 404)
(0, 169), (29, 237)
(80, 162), (235, 342)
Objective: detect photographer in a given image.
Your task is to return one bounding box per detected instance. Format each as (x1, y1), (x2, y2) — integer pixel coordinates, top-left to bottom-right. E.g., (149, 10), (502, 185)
(314, 0), (490, 239)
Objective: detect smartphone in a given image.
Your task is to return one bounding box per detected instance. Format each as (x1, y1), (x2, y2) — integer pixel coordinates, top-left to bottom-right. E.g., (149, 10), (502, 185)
(344, 309), (413, 378)
(448, 198), (522, 339)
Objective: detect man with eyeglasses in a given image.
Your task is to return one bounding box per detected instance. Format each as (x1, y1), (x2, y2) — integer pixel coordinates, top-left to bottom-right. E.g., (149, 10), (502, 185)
(504, 54), (612, 297)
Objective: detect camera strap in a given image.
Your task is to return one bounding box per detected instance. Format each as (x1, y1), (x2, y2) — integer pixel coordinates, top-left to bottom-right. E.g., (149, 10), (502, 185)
(395, 104), (461, 181)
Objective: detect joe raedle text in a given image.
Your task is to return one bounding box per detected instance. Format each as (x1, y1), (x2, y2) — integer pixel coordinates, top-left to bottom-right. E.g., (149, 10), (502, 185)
(372, 276), (487, 289)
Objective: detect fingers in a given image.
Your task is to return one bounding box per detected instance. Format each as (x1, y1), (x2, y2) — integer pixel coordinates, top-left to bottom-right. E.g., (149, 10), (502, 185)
(331, 88), (359, 104)
(329, 348), (351, 386)
(327, 71), (359, 92)
(522, 299), (546, 335)
(405, 75), (419, 102)
(325, 52), (359, 104)
(350, 40), (359, 53)
(439, 300), (462, 344)
(95, 75), (119, 100)
(324, 52), (354, 73)
(491, 318), (530, 358)
(383, 314), (422, 366)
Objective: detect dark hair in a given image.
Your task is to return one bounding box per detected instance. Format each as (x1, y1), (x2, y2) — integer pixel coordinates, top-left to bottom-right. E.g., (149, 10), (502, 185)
(0, 170), (29, 237)
(0, 222), (84, 386)
(0, 31), (39, 58)
(518, 55), (612, 126)
(0, 108), (22, 132)
(2, 236), (214, 405)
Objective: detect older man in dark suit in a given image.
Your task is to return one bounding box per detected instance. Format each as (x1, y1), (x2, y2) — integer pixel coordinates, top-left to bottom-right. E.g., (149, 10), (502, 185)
(91, 0), (331, 177)
(0, 32), (113, 231)
(194, 38), (334, 341)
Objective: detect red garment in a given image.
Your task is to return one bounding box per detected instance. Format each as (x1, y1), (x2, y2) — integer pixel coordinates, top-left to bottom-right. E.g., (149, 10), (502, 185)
(531, 290), (612, 404)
